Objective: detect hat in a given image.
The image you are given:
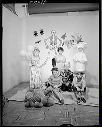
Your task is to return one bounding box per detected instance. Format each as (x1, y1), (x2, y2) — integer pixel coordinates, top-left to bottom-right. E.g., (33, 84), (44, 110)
(74, 71), (85, 75)
(51, 67), (58, 71)
(77, 43), (84, 49)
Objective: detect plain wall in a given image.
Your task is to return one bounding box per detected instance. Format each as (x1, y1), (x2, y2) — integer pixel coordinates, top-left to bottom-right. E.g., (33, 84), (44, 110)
(2, 6), (24, 92)
(24, 11), (99, 86)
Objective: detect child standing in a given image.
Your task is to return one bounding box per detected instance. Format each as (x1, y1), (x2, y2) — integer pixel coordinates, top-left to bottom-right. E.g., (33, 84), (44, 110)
(20, 46), (50, 89)
(55, 47), (66, 72)
(30, 47), (50, 89)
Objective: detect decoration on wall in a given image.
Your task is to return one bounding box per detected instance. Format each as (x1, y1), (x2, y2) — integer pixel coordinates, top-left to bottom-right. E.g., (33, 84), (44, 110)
(76, 41), (87, 50)
(33, 29), (44, 37)
(64, 33), (86, 49)
(20, 45), (50, 89)
(44, 30), (62, 54)
(64, 39), (75, 49)
(34, 31), (38, 36)
(40, 29), (44, 35)
(61, 33), (67, 40)
(71, 33), (83, 44)
(35, 40), (41, 44)
(61, 33), (67, 46)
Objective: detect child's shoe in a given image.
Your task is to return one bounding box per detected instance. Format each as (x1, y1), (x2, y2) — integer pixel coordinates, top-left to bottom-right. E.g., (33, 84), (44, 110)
(25, 101), (30, 108)
(60, 99), (64, 104)
(81, 97), (86, 103)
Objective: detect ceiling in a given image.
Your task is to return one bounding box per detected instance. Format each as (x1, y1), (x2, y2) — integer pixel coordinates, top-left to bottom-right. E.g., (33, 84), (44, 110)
(3, 4), (15, 13)
(28, 3), (99, 14)
(3, 3), (99, 16)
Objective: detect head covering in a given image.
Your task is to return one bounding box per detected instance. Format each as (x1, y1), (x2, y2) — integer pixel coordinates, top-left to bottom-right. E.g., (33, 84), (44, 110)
(77, 43), (84, 49)
(51, 67), (58, 71)
(77, 42), (87, 50)
(57, 47), (64, 52)
(74, 71), (85, 73)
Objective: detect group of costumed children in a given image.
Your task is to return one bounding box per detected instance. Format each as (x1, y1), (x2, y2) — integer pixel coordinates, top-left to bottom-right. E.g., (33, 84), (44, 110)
(22, 40), (88, 108)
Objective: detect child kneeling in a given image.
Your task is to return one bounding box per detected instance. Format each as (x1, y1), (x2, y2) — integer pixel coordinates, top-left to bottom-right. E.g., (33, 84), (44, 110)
(73, 72), (88, 104)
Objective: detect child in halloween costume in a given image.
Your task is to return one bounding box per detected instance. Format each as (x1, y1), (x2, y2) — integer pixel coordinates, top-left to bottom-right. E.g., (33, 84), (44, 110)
(45, 67), (64, 104)
(55, 47), (66, 72)
(60, 64), (73, 92)
(73, 43), (87, 73)
(73, 42), (88, 103)
(73, 72), (88, 103)
(20, 46), (50, 89)
(30, 47), (50, 89)
(20, 46), (53, 108)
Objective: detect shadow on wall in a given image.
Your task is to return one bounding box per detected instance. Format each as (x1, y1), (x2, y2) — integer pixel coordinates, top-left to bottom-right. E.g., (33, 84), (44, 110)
(86, 71), (99, 88)
(11, 61), (23, 85)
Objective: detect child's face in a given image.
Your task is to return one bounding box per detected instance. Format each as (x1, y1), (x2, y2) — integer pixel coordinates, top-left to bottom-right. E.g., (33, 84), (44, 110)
(52, 70), (59, 77)
(58, 50), (63, 55)
(33, 50), (40, 57)
(76, 73), (83, 82)
(78, 47), (83, 52)
(51, 31), (56, 36)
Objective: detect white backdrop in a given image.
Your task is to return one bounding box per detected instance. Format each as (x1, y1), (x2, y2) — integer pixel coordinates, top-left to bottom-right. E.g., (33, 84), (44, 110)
(3, 7), (99, 92)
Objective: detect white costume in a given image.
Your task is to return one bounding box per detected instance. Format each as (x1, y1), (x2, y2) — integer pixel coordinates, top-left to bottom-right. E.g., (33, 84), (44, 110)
(55, 55), (66, 71)
(20, 46), (49, 89)
(73, 43), (87, 72)
(30, 56), (42, 89)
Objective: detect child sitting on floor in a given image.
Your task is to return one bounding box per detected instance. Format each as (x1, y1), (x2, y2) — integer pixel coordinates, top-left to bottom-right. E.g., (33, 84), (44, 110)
(45, 67), (64, 104)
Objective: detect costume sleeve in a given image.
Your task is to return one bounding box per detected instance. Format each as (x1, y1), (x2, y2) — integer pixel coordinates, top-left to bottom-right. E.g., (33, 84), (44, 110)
(60, 76), (63, 84)
(48, 76), (53, 85)
(73, 75), (78, 88)
(82, 54), (87, 62)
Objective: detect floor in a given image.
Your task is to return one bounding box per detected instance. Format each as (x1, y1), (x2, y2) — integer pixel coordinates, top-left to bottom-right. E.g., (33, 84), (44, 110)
(2, 82), (99, 126)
